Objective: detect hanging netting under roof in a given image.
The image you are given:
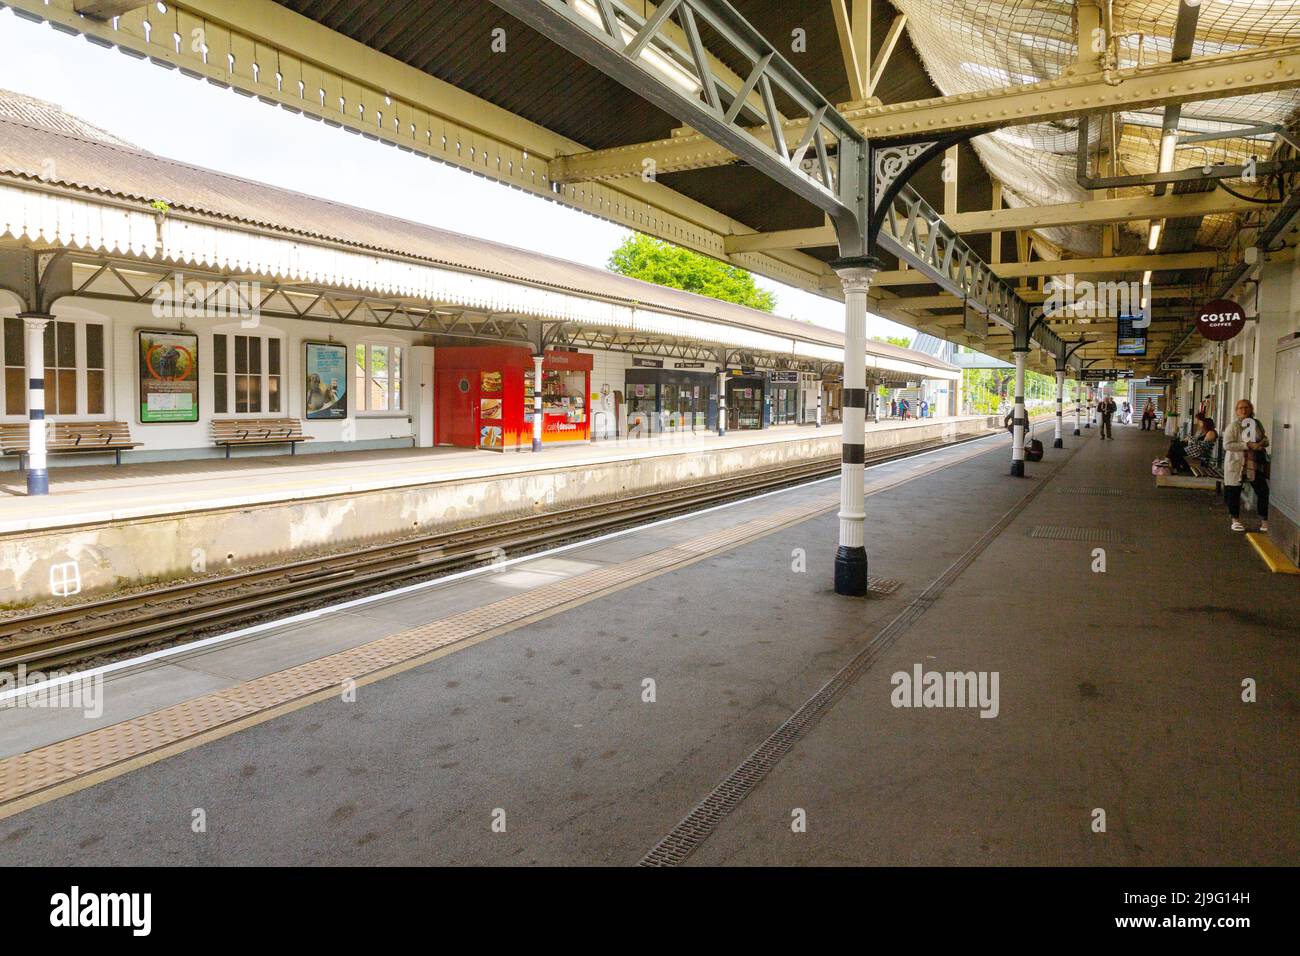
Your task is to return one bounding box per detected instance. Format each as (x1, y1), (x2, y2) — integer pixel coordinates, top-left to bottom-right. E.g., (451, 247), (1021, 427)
(892, 0), (1300, 255)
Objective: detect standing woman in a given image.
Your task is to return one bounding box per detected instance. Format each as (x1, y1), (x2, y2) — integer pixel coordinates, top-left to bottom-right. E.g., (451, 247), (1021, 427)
(1223, 399), (1270, 532)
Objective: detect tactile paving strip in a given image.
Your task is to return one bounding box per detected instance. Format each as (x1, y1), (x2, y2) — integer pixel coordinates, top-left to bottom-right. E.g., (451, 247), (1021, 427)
(1029, 525), (1127, 544)
(1053, 487), (1125, 497)
(0, 433), (1001, 812)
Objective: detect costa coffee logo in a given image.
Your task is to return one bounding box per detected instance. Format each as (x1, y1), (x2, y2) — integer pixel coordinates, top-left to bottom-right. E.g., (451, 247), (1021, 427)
(1195, 299), (1246, 341)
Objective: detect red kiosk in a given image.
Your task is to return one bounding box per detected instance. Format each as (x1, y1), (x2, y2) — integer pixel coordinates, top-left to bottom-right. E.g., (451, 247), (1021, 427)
(434, 345), (592, 449)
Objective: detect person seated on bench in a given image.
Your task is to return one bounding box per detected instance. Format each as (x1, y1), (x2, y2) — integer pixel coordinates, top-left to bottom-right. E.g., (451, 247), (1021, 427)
(1168, 413), (1216, 472)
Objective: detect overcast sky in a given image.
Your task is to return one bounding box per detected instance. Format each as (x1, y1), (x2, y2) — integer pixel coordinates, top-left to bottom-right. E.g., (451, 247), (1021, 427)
(0, 9), (913, 340)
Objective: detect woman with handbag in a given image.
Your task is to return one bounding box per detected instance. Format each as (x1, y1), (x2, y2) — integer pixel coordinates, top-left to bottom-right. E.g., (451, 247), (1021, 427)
(1222, 399), (1270, 533)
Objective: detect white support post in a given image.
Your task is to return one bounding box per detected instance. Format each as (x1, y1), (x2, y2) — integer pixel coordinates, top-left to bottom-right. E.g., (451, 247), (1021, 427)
(1010, 348), (1028, 477)
(1086, 386), (1093, 427)
(717, 370), (728, 437)
(21, 314), (50, 496)
(532, 354), (544, 452)
(833, 261), (878, 596)
(1073, 378), (1082, 436)
(1053, 369), (1065, 448)
(816, 382), (823, 427)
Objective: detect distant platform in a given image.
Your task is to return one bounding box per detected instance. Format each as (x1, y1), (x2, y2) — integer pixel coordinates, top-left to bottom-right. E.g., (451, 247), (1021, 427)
(0, 416), (999, 601)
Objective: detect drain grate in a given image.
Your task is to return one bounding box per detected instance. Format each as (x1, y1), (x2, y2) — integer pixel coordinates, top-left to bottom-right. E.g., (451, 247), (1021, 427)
(1030, 525), (1127, 544)
(867, 577), (901, 595)
(638, 444), (1072, 867)
(1054, 487), (1124, 497)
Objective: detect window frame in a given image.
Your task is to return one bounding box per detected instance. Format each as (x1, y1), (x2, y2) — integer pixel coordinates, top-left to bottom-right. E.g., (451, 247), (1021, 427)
(0, 314), (112, 421)
(211, 326), (286, 418)
(354, 339), (406, 417)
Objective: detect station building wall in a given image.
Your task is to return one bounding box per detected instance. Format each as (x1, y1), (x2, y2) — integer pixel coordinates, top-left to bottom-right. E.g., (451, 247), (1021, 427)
(0, 295), (427, 466)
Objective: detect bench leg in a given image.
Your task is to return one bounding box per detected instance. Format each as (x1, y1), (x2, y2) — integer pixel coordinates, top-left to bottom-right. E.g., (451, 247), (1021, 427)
(115, 449), (121, 467)
(290, 442), (296, 456)
(226, 445), (231, 461)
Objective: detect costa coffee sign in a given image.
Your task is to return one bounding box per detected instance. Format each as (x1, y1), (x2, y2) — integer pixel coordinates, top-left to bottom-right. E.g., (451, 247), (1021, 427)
(1195, 299), (1247, 342)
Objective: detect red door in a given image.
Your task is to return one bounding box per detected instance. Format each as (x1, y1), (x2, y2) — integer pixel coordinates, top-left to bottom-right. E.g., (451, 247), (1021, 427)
(436, 369), (478, 447)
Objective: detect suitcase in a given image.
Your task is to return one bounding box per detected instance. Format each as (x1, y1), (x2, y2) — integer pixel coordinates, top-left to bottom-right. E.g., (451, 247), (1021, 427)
(1025, 439), (1044, 462)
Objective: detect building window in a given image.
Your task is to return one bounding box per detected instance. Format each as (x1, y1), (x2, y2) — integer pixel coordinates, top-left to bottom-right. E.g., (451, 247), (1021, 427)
(44, 320), (77, 415)
(355, 342), (403, 412)
(2, 317), (23, 416)
(213, 331), (283, 416)
(2, 317), (108, 418)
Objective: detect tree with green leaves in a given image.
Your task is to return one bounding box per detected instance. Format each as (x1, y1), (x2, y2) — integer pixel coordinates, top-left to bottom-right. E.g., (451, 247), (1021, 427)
(607, 233), (777, 312)
(871, 334), (913, 349)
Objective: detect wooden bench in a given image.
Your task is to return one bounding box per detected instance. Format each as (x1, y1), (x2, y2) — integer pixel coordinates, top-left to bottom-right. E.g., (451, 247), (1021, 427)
(0, 420), (140, 467)
(1187, 459), (1222, 481)
(211, 418), (312, 458)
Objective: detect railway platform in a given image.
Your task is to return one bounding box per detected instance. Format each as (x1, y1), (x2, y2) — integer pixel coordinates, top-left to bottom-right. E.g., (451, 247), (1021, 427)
(0, 415), (1000, 602)
(0, 419), (1292, 866)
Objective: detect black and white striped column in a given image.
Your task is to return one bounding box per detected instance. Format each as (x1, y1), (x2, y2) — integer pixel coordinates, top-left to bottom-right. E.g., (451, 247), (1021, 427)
(832, 260), (880, 596)
(1073, 378), (1082, 436)
(716, 370), (727, 437)
(1010, 347), (1028, 477)
(1053, 369), (1065, 448)
(532, 354), (544, 452)
(20, 313), (50, 496)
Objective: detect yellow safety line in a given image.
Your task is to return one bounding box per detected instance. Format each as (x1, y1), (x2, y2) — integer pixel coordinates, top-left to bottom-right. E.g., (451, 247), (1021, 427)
(1246, 533), (1300, 575)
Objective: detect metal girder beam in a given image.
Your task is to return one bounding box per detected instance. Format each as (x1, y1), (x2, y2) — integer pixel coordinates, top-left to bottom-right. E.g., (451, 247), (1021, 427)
(723, 190), (1263, 253)
(867, 13), (907, 100)
(869, 251), (1217, 286)
(548, 41), (1300, 182)
(489, 0), (863, 229)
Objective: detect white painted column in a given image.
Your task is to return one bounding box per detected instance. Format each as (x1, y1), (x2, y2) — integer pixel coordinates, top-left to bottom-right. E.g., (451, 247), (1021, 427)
(834, 263), (878, 596)
(815, 382), (823, 427)
(1053, 369), (1065, 448)
(532, 355), (544, 452)
(717, 370), (728, 437)
(1010, 348), (1028, 476)
(21, 314), (50, 496)
(1073, 378), (1082, 436)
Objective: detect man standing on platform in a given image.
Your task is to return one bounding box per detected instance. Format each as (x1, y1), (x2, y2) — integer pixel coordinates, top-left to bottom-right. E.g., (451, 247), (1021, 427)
(1098, 394), (1116, 440)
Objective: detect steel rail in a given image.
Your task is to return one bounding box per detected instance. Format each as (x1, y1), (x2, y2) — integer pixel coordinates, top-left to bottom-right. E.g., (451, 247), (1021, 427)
(0, 429), (999, 671)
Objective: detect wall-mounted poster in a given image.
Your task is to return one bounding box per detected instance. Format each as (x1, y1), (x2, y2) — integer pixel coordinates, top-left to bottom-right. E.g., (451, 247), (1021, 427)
(305, 341), (348, 420)
(138, 330), (199, 423)
(479, 425), (503, 448)
(480, 370), (503, 393)
(479, 397), (503, 420)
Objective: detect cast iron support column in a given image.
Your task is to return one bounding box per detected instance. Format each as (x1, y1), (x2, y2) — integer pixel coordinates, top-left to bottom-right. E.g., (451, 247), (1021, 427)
(1053, 369), (1065, 448)
(1073, 378), (1082, 436)
(717, 369), (727, 437)
(815, 382), (822, 427)
(831, 258), (881, 596)
(1010, 348), (1028, 477)
(532, 354), (544, 452)
(21, 313), (50, 496)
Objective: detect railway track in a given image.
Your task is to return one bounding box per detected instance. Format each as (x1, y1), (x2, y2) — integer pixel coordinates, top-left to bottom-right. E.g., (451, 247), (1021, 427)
(0, 429), (998, 671)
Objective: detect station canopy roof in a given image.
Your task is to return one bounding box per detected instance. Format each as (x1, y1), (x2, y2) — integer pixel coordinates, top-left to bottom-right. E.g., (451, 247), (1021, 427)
(0, 90), (958, 381)
(3, 0), (1297, 376)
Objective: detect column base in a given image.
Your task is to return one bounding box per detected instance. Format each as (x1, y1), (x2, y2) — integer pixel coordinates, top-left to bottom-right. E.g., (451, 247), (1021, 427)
(833, 545), (868, 596)
(1072, 428), (1081, 436)
(532, 438), (541, 452)
(1010, 460), (1025, 477)
(27, 468), (49, 496)
(1085, 423), (1091, 428)
(1053, 438), (1063, 448)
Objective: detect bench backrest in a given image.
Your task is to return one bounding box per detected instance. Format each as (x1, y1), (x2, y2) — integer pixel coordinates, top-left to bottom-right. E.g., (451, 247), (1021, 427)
(211, 418), (307, 441)
(0, 420), (134, 451)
